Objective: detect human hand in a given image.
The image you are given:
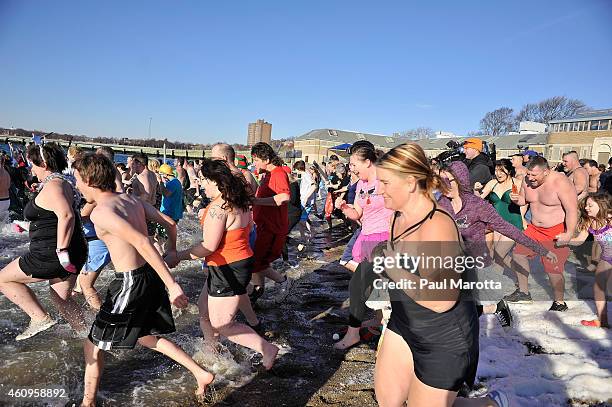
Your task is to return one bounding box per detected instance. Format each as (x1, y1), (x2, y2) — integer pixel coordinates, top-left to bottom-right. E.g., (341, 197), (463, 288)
(56, 249), (78, 273)
(335, 197), (346, 210)
(509, 192), (520, 203)
(168, 282), (188, 308)
(473, 182), (483, 191)
(545, 251), (558, 264)
(555, 232), (572, 245)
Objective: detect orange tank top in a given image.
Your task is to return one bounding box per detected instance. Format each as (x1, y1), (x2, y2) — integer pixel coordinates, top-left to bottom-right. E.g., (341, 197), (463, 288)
(200, 206), (253, 266)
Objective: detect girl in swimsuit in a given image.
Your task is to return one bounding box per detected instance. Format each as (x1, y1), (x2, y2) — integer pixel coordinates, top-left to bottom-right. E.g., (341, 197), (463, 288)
(374, 143), (508, 407)
(564, 192), (612, 328)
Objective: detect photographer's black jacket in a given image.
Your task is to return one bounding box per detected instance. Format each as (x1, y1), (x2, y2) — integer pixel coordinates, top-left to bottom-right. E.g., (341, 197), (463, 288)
(465, 152), (494, 189)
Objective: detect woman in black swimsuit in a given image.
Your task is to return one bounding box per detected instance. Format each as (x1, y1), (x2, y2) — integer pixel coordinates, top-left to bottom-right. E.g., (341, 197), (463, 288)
(374, 143), (508, 407)
(0, 143), (87, 341)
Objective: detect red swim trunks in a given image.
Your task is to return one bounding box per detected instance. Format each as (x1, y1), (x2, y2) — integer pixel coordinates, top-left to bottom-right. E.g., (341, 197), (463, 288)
(514, 223), (569, 274)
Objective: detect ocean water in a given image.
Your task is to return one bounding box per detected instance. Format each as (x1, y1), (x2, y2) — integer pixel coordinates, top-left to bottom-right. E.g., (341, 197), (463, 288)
(0, 216), (257, 405)
(0, 143), (173, 165)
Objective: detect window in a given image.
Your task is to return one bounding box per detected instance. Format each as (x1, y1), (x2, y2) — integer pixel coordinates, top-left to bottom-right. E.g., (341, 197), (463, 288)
(572, 122), (580, 131)
(590, 121), (599, 131)
(579, 121), (587, 131)
(600, 120), (609, 131)
(552, 147), (561, 161)
(305, 156), (309, 162)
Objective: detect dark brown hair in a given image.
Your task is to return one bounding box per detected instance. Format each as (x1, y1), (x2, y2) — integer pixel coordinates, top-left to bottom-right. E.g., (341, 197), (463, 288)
(200, 158), (252, 212)
(73, 152), (117, 192)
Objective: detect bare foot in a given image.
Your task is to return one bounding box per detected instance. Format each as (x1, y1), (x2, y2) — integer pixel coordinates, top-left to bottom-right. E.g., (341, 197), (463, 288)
(333, 331), (360, 350)
(194, 370), (215, 397)
(80, 399), (95, 407)
(262, 343), (279, 370)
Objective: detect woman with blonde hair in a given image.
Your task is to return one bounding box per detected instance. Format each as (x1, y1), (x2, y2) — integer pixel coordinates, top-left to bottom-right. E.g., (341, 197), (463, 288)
(373, 143), (508, 407)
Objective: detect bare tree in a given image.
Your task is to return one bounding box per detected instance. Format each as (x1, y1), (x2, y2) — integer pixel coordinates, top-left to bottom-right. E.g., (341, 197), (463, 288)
(400, 127), (435, 140)
(479, 107), (516, 136)
(515, 96), (586, 124)
(466, 130), (485, 137)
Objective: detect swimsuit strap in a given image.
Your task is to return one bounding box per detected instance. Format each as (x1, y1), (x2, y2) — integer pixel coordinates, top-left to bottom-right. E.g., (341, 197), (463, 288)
(391, 205), (437, 243)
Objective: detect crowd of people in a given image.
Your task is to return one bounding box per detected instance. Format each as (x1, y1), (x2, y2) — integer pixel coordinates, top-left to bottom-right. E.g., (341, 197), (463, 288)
(0, 136), (610, 406)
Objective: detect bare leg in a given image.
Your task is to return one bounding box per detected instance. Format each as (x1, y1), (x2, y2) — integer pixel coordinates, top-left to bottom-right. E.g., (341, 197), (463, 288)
(49, 276), (86, 331)
(197, 284), (218, 346)
(208, 295), (278, 369)
(593, 260), (610, 326)
(374, 328), (413, 406)
(547, 273), (565, 302)
(137, 335), (214, 395)
(261, 267), (285, 283)
(82, 339), (104, 407)
(78, 272), (102, 310)
(0, 259), (48, 320)
(512, 254), (531, 293)
(238, 294), (259, 326)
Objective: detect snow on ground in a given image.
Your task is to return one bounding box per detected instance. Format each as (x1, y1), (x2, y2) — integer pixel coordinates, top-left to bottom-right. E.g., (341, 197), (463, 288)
(477, 266), (611, 406)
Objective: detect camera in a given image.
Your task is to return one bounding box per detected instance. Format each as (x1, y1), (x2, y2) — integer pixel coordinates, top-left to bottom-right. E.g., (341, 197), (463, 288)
(434, 140), (465, 164)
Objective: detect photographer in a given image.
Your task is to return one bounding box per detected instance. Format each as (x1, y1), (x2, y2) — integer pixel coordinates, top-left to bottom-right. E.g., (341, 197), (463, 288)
(463, 138), (494, 193)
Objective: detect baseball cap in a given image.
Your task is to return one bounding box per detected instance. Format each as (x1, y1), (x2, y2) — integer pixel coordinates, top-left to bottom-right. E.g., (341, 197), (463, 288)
(463, 138), (483, 152)
(523, 150), (539, 157)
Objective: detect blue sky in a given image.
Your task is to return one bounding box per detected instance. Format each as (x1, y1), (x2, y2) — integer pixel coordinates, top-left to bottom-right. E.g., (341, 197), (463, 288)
(0, 0), (610, 144)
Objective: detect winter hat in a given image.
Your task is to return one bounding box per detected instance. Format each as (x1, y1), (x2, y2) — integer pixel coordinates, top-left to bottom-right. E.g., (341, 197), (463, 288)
(236, 154), (249, 170)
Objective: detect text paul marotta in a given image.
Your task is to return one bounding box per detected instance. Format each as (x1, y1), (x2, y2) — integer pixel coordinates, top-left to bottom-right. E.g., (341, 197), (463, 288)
(371, 253), (502, 290)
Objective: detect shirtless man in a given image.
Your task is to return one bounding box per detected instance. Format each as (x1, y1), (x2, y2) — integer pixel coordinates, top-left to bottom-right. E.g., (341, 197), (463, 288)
(583, 159), (601, 193)
(0, 155), (10, 223)
(506, 156), (578, 311)
(562, 151), (589, 201)
(129, 153), (160, 239)
(510, 153), (527, 179)
(175, 157), (188, 187)
(73, 153), (213, 406)
(210, 143), (258, 195)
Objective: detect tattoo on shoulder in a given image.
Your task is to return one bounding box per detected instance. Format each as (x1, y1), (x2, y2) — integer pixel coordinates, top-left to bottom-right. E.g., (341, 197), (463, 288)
(208, 205), (227, 220)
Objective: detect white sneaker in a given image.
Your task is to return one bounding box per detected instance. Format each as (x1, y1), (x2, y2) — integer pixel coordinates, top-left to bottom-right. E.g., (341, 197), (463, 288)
(488, 390), (510, 407)
(16, 314), (57, 341)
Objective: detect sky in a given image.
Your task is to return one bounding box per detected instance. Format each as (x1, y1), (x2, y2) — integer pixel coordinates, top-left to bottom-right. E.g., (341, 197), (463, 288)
(0, 0), (611, 145)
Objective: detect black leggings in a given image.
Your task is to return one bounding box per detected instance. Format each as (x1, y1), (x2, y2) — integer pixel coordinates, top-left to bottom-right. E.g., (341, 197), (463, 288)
(348, 261), (379, 328)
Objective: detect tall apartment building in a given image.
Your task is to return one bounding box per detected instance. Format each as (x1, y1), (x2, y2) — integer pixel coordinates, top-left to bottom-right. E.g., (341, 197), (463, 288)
(247, 119), (272, 146)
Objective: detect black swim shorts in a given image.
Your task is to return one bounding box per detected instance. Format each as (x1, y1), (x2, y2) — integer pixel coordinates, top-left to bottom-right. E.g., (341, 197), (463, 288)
(206, 257), (253, 297)
(88, 263), (175, 350)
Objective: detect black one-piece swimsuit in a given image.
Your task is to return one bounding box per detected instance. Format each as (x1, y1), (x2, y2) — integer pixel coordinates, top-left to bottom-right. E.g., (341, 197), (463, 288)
(385, 207), (479, 392)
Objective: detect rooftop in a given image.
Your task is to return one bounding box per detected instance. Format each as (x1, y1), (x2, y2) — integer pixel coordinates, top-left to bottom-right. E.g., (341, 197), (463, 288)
(295, 128), (409, 148)
(548, 109), (612, 124)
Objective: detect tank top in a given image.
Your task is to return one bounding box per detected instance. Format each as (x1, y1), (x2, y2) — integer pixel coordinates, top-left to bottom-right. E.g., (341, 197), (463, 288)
(200, 206), (253, 266)
(355, 179), (394, 235)
(487, 182), (523, 230)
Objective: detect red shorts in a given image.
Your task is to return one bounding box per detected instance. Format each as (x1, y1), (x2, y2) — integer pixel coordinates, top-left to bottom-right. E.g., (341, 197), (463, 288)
(252, 224), (287, 273)
(514, 223), (569, 274)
